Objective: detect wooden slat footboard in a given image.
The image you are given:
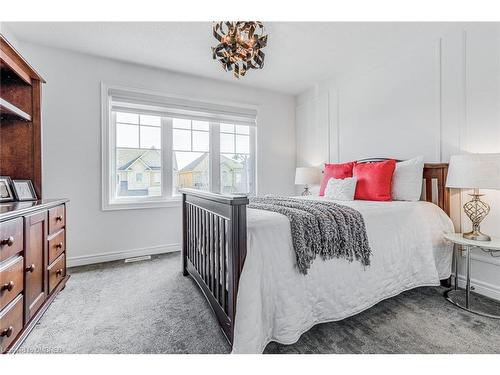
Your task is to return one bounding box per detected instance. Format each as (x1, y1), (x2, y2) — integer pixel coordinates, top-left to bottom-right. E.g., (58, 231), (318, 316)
(181, 188), (249, 345)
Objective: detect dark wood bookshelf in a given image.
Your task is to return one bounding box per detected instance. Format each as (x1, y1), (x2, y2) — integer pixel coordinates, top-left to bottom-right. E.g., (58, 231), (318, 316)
(0, 36), (70, 355)
(0, 34), (45, 198)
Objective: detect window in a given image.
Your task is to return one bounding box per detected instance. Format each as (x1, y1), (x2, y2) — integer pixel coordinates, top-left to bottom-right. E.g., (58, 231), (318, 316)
(114, 112), (162, 199)
(173, 119), (210, 194)
(102, 84), (257, 210)
(220, 124), (253, 194)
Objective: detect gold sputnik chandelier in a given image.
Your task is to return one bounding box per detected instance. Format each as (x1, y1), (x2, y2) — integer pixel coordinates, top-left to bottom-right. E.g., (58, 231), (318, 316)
(212, 22), (268, 79)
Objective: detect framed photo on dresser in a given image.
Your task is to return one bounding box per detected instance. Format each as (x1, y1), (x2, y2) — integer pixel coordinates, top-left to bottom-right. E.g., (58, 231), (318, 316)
(12, 179), (38, 201)
(0, 176), (16, 202)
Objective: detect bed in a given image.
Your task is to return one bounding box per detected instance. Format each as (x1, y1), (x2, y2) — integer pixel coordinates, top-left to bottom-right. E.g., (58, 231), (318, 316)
(180, 162), (453, 353)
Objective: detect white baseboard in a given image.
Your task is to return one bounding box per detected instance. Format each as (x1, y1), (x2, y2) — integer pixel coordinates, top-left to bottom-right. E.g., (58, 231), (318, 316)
(67, 243), (181, 268)
(455, 274), (500, 301)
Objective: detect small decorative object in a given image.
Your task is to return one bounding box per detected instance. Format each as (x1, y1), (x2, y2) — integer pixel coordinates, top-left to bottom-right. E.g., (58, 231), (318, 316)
(295, 167), (321, 196)
(446, 153), (500, 241)
(12, 179), (38, 201)
(212, 21), (267, 79)
(0, 176), (15, 203)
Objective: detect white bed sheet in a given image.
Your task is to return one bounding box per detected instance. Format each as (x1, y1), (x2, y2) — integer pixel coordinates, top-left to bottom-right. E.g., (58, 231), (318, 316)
(232, 198), (454, 353)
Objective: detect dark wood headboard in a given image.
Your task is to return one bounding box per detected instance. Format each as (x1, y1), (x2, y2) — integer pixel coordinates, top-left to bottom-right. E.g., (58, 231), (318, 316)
(357, 159), (450, 216)
(422, 163), (450, 216)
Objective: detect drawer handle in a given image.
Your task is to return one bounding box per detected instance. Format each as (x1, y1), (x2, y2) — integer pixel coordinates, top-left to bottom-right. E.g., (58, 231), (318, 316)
(56, 268), (63, 277)
(0, 236), (14, 247)
(26, 264), (36, 273)
(56, 242), (63, 249)
(1, 326), (13, 338)
(1, 281), (14, 292)
(56, 215), (63, 222)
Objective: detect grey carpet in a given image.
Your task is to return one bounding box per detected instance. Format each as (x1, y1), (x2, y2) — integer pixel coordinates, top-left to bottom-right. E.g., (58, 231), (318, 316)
(18, 252), (500, 354)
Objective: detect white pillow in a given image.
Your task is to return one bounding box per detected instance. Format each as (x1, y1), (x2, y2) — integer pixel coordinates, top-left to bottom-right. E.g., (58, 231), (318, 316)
(324, 177), (357, 201)
(391, 156), (424, 201)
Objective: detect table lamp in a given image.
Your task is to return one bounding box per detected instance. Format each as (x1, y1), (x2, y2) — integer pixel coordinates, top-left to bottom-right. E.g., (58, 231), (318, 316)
(446, 153), (500, 241)
(295, 167), (320, 196)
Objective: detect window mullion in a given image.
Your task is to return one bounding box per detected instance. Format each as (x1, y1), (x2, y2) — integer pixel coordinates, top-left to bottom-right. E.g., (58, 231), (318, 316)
(138, 124), (141, 149)
(163, 117), (173, 198)
(210, 122), (221, 193)
(189, 121), (192, 151)
(110, 111), (117, 201)
(250, 126), (257, 195)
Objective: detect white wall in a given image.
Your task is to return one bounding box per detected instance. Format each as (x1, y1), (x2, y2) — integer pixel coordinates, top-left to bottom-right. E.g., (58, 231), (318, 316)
(7, 39), (295, 267)
(296, 23), (500, 299)
(0, 23), (20, 48)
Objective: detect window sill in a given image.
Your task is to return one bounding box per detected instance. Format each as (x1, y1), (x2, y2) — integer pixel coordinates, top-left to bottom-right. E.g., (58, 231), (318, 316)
(102, 197), (182, 211)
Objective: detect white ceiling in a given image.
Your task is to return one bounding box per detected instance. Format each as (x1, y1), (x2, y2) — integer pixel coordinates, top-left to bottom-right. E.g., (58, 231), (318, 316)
(4, 22), (461, 95)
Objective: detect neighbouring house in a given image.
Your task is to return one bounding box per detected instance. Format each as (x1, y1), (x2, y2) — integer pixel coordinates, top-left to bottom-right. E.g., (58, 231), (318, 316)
(176, 153), (209, 191)
(116, 148), (167, 196)
(177, 153), (249, 193)
(220, 155), (249, 193)
(116, 149), (249, 196)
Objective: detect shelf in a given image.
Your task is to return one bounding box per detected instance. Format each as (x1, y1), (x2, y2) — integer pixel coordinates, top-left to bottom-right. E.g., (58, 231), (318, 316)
(0, 97), (31, 121)
(0, 57), (32, 85)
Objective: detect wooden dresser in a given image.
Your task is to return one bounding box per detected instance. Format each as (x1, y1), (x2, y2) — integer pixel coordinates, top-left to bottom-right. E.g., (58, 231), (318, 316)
(0, 200), (69, 353)
(1, 36), (70, 353)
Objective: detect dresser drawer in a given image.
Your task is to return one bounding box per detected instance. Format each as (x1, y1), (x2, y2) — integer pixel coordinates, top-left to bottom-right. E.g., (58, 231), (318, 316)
(0, 294), (23, 353)
(0, 217), (23, 262)
(0, 256), (24, 311)
(48, 205), (65, 235)
(48, 253), (65, 294)
(48, 229), (65, 265)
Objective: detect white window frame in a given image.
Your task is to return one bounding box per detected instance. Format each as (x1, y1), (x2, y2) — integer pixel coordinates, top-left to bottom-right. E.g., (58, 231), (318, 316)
(101, 83), (258, 211)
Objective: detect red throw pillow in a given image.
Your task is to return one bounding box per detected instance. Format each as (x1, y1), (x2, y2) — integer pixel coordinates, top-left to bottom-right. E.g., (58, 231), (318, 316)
(319, 162), (354, 196)
(353, 160), (396, 201)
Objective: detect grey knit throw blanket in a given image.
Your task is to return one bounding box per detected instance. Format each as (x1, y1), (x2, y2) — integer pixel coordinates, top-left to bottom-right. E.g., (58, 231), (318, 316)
(248, 197), (371, 274)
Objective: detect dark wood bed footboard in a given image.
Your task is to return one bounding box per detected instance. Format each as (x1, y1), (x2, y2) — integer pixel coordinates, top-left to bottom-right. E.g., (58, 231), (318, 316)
(180, 188), (249, 344)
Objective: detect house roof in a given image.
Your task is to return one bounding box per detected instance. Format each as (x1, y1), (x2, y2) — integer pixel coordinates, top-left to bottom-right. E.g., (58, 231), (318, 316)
(117, 148), (164, 171)
(179, 153), (244, 173)
(179, 153), (208, 173)
(221, 154), (245, 170)
(117, 148), (244, 174)
(118, 155), (143, 171)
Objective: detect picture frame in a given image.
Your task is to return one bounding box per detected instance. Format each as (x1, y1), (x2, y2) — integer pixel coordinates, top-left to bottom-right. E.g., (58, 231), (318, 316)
(0, 176), (16, 203)
(12, 179), (38, 201)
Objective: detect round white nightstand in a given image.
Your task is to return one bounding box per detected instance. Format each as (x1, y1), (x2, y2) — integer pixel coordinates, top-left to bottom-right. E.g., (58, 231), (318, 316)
(443, 232), (500, 319)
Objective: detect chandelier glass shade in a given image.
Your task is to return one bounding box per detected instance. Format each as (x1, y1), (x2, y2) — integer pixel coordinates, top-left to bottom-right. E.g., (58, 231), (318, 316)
(212, 22), (268, 78)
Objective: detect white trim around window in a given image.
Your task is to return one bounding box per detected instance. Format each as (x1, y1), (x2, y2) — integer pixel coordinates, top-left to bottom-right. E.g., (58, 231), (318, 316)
(101, 85), (181, 210)
(101, 83), (258, 211)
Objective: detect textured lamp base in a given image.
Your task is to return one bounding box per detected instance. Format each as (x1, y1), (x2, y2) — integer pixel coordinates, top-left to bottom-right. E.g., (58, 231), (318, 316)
(463, 191), (491, 241)
(463, 231), (491, 241)
(301, 186), (311, 196)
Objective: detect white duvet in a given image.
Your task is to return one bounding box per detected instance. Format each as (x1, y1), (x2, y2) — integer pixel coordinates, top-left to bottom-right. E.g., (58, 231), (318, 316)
(232, 198), (454, 353)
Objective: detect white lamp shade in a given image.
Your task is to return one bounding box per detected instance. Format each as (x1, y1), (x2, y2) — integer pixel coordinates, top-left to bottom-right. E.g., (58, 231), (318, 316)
(295, 167), (321, 185)
(446, 153), (500, 189)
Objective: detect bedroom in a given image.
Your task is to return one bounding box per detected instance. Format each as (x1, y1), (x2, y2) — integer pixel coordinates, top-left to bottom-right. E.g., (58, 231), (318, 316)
(1, 0), (500, 371)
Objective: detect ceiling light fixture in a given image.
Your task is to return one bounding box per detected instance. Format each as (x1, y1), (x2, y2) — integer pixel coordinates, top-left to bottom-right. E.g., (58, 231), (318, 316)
(212, 21), (268, 79)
